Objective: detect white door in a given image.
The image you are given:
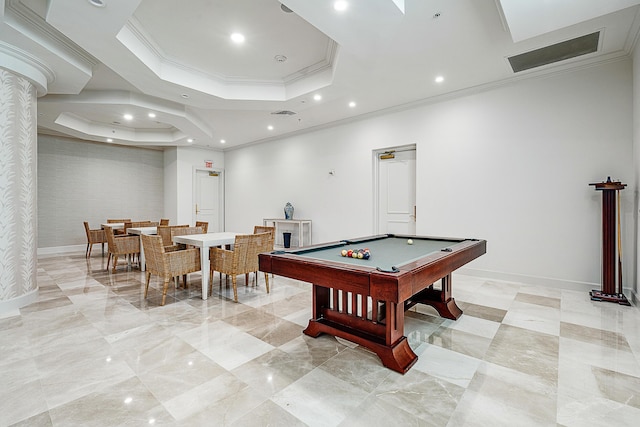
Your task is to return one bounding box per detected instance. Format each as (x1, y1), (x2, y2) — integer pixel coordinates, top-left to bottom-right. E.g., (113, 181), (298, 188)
(377, 148), (416, 234)
(195, 170), (222, 232)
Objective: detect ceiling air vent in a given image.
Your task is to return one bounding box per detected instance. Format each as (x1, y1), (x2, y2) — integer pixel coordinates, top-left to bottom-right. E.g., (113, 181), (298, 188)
(508, 32), (600, 73)
(271, 110), (297, 115)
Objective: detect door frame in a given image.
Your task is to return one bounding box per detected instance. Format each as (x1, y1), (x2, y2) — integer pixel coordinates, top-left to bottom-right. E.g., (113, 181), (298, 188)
(372, 144), (417, 235)
(192, 166), (225, 231)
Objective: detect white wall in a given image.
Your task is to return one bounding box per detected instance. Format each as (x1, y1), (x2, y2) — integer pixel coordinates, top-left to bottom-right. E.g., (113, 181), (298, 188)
(163, 146), (224, 226)
(633, 39), (640, 303)
(224, 59), (634, 290)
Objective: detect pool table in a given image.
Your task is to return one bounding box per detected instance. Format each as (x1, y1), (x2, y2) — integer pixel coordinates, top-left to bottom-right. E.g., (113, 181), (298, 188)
(258, 234), (486, 374)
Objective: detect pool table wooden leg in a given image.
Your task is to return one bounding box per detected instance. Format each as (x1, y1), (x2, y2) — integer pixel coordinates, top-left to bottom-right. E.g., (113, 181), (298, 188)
(406, 274), (463, 320)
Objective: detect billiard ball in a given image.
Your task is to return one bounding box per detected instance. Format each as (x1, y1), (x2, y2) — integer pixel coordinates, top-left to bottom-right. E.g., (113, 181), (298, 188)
(352, 251), (358, 258)
(363, 252), (370, 259)
(347, 249), (353, 257)
(407, 239), (413, 245)
(358, 252), (364, 259)
(341, 249), (347, 257)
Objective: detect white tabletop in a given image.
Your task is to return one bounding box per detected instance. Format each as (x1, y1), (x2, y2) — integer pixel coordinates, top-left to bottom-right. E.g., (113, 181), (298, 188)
(172, 232), (237, 247)
(101, 222), (124, 229)
(127, 226), (157, 235)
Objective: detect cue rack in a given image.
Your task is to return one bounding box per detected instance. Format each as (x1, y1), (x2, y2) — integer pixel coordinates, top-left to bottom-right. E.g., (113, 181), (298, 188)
(588, 177), (630, 305)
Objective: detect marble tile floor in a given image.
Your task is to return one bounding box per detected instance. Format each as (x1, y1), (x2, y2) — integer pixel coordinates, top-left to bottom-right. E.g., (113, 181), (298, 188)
(2, 253), (640, 426)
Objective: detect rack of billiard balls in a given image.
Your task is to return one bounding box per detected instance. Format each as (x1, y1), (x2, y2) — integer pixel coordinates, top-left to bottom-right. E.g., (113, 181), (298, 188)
(340, 248), (370, 260)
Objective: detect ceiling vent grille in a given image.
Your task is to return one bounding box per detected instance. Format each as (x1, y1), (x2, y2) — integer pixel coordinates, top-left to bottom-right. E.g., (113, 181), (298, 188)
(508, 32), (600, 73)
(271, 110), (297, 115)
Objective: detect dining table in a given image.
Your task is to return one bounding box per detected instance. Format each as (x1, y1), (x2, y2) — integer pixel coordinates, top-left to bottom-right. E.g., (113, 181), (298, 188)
(172, 232), (238, 300)
(101, 222), (124, 230)
(127, 226), (158, 271)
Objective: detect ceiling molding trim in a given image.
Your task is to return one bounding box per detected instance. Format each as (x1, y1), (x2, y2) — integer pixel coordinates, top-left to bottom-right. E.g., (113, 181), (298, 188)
(0, 42), (52, 94)
(120, 17), (334, 101)
(225, 54), (631, 153)
(6, 0), (98, 69)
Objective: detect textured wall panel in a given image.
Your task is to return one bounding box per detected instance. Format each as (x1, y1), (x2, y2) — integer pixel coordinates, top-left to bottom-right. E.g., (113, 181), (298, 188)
(0, 69), (37, 301)
(37, 135), (164, 248)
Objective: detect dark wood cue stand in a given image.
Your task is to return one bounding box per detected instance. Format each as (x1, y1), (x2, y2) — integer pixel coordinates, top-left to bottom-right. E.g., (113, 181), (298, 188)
(588, 177), (630, 305)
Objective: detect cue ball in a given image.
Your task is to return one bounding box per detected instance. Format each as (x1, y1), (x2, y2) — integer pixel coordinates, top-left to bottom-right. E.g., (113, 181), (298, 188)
(407, 239), (413, 245)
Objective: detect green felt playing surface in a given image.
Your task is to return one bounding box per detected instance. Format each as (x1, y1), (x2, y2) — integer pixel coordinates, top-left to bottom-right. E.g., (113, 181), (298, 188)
(294, 236), (458, 272)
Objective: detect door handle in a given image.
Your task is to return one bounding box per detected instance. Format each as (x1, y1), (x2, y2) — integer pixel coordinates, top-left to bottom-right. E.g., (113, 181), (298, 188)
(195, 204), (200, 214)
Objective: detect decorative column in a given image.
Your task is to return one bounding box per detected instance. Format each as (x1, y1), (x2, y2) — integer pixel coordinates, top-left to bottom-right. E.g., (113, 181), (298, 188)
(0, 68), (39, 313)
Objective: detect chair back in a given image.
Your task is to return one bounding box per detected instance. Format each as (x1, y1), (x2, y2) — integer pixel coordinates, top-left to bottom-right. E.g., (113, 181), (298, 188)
(157, 225), (189, 246)
(232, 232), (271, 274)
(253, 226), (275, 251)
(84, 221), (92, 240)
(107, 218), (131, 223)
(141, 234), (165, 274)
(104, 225), (117, 250)
(195, 221), (209, 233)
(160, 218), (169, 226)
(170, 226), (204, 242)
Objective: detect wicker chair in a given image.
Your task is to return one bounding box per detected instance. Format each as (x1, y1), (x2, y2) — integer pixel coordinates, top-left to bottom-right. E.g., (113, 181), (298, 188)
(83, 221), (106, 258)
(107, 218), (131, 223)
(141, 234), (201, 306)
(209, 232), (271, 302)
(170, 226), (204, 249)
(253, 225), (275, 277)
(104, 226), (140, 272)
(108, 218), (131, 235)
(160, 218), (169, 226)
(195, 221), (209, 233)
(157, 224), (190, 248)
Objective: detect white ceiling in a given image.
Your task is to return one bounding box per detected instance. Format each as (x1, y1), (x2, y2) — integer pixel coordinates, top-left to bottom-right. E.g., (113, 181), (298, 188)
(2, 0), (640, 150)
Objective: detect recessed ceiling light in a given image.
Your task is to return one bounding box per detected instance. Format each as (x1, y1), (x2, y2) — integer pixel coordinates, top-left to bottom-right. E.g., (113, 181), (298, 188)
(230, 33), (245, 44)
(348, 101), (356, 108)
(187, 138), (194, 143)
(88, 0), (105, 7)
(123, 114), (133, 120)
(334, 1), (348, 12)
(274, 55), (287, 63)
(435, 75), (444, 83)
(313, 94), (322, 101)
(267, 125), (274, 130)
(106, 138), (113, 142)
(220, 139), (226, 144)
(148, 112), (156, 118)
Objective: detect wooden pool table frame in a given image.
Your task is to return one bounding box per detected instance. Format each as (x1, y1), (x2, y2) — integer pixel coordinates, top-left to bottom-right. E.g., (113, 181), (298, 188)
(258, 234), (486, 374)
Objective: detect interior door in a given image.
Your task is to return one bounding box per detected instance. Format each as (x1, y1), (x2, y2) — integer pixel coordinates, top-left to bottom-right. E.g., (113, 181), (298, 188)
(195, 169), (222, 232)
(377, 148), (416, 234)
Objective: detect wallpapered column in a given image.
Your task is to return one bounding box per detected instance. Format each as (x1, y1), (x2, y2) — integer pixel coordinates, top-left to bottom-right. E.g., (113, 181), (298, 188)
(0, 68), (38, 313)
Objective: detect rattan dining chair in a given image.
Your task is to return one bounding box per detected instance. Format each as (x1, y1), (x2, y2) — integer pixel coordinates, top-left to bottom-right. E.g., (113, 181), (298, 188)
(104, 226), (140, 272)
(83, 221), (106, 258)
(159, 218), (169, 226)
(209, 232), (271, 302)
(141, 234), (201, 306)
(108, 218), (131, 235)
(170, 226), (204, 249)
(195, 221), (209, 233)
(156, 224), (189, 247)
(253, 225), (275, 278)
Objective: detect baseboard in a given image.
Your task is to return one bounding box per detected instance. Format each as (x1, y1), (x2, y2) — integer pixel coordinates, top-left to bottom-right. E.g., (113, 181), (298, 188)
(459, 267), (638, 310)
(37, 244), (87, 256)
(458, 267), (598, 291)
(0, 288), (38, 317)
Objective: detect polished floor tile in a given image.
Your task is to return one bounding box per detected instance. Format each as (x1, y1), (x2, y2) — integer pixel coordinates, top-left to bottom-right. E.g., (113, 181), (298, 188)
(1, 253), (639, 426)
